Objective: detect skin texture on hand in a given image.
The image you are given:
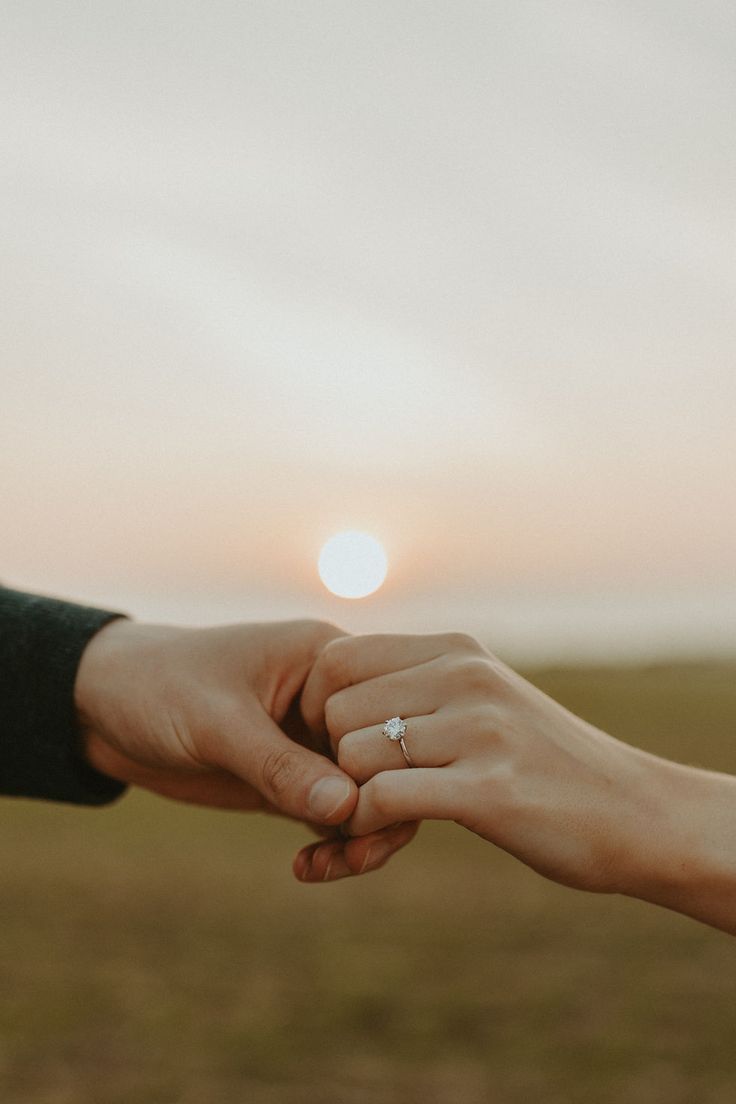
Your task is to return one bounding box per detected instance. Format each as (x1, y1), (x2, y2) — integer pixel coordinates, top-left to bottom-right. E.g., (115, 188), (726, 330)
(299, 632), (736, 933)
(75, 618), (416, 876)
(76, 619), (354, 818)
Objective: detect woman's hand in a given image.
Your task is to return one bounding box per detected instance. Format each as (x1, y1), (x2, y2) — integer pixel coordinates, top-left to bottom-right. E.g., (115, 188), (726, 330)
(298, 633), (699, 901)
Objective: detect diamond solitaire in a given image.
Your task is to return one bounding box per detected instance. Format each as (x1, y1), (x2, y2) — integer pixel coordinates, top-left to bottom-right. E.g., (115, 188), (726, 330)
(383, 717), (407, 741)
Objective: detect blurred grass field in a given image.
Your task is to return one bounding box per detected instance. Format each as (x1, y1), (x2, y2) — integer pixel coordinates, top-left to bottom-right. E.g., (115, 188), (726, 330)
(2, 662), (736, 1104)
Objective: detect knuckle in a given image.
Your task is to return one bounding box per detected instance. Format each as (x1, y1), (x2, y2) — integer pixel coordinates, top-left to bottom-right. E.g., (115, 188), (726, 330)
(452, 655), (501, 696)
(260, 747), (300, 798)
(442, 631), (483, 654)
(456, 700), (499, 739)
(319, 635), (353, 681)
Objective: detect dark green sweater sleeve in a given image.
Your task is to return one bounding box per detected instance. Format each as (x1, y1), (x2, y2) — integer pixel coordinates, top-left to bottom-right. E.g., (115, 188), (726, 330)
(0, 586), (128, 805)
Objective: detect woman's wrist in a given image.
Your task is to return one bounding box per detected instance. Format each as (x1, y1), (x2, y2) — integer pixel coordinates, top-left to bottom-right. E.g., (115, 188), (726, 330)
(615, 752), (736, 933)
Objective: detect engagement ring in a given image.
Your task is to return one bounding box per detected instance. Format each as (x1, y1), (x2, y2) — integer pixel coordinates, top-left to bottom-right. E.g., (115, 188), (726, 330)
(382, 716), (415, 768)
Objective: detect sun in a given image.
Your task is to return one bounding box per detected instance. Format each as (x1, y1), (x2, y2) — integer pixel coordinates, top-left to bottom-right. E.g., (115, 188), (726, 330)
(318, 530), (388, 599)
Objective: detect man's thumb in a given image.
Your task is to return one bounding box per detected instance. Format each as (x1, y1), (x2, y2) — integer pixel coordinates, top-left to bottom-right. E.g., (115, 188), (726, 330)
(219, 714), (357, 825)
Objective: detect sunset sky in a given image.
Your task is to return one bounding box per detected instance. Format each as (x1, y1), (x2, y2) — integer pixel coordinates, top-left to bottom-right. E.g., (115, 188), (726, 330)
(2, 2), (735, 659)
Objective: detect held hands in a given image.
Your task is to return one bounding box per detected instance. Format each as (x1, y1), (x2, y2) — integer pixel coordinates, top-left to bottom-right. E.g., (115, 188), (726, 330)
(77, 620), (736, 931)
(76, 620), (656, 891)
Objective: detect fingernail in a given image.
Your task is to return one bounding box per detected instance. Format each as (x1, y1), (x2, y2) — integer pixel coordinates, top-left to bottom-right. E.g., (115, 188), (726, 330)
(322, 856), (335, 882)
(360, 840), (395, 874)
(296, 853), (313, 881)
(308, 776), (352, 821)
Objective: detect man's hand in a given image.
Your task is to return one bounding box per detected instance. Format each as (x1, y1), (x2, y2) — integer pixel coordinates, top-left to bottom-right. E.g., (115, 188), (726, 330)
(75, 618), (358, 824)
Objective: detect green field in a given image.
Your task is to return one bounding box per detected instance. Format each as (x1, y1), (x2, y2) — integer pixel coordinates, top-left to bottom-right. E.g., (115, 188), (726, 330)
(2, 663), (736, 1103)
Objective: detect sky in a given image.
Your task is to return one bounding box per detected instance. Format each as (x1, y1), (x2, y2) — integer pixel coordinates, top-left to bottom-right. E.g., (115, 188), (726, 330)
(1, 1), (735, 660)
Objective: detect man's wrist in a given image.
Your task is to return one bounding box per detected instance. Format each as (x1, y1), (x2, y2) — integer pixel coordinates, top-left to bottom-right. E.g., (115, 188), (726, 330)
(74, 616), (136, 735)
(74, 619), (189, 779)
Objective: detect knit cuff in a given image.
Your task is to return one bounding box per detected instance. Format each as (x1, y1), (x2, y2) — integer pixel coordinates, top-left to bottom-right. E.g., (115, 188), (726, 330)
(0, 586), (128, 805)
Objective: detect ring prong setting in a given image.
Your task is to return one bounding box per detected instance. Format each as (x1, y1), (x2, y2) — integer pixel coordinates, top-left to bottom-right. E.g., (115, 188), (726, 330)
(383, 716), (407, 741)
